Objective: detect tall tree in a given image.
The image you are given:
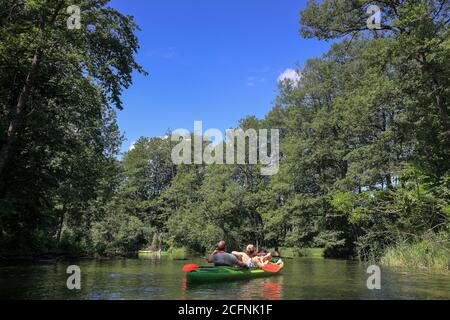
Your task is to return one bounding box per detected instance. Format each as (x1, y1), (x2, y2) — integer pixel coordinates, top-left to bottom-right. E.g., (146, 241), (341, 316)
(0, 0), (145, 251)
(0, 0), (145, 180)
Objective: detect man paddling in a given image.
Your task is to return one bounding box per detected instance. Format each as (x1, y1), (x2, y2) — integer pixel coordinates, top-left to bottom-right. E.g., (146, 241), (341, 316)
(208, 241), (246, 268)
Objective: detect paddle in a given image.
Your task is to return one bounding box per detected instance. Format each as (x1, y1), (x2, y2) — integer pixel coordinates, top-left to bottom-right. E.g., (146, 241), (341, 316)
(182, 264), (199, 272)
(182, 264), (215, 272)
(261, 263), (281, 273)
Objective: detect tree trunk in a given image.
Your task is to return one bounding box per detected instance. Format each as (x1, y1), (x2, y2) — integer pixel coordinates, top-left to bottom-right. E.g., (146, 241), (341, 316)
(385, 173), (393, 190)
(56, 208), (65, 244)
(0, 48), (41, 179)
(431, 78), (450, 143)
(0, 2), (64, 182)
(418, 53), (450, 144)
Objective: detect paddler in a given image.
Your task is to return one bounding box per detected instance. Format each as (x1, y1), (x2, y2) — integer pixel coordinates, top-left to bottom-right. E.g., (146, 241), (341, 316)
(207, 241), (247, 268)
(232, 244), (271, 268)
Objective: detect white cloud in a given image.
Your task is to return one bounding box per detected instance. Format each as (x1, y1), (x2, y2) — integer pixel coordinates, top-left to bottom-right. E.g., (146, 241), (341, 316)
(128, 141), (136, 151)
(147, 47), (176, 59)
(277, 68), (301, 85)
(246, 76), (265, 87)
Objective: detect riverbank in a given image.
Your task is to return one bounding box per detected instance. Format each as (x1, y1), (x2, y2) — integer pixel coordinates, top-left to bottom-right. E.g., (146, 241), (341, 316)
(2, 242), (448, 275)
(381, 237), (449, 274)
(0, 246), (190, 262)
(0, 250), (130, 262)
(279, 245), (449, 274)
(280, 247), (325, 258)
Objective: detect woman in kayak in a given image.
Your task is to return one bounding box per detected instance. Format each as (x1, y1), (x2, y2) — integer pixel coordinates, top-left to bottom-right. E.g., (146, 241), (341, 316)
(232, 244), (271, 268)
(207, 241), (247, 268)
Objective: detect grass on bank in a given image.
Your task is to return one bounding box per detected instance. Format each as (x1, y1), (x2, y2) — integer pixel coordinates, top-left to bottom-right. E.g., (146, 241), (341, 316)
(381, 236), (449, 273)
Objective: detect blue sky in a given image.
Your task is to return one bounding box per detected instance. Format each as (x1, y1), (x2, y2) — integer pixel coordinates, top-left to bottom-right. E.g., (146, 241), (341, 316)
(109, 0), (332, 152)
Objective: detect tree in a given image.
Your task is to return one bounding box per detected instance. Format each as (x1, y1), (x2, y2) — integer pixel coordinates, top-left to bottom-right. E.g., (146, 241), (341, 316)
(0, 0), (146, 179)
(300, 0), (450, 144)
(0, 0), (145, 252)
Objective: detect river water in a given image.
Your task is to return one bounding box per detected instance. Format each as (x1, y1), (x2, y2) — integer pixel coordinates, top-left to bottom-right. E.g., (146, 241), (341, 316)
(0, 257), (448, 299)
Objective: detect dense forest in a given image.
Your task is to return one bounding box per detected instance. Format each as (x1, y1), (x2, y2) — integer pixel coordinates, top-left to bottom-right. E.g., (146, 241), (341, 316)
(0, 1), (449, 270)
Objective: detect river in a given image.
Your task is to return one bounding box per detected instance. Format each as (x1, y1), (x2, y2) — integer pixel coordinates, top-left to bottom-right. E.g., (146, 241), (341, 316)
(0, 257), (448, 299)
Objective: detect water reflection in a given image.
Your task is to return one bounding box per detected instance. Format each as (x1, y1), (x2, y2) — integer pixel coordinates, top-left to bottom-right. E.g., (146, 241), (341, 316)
(0, 258), (448, 300)
(261, 278), (283, 300)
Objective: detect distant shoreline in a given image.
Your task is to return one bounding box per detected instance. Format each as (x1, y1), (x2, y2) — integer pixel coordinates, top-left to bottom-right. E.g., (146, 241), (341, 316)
(0, 251), (129, 262)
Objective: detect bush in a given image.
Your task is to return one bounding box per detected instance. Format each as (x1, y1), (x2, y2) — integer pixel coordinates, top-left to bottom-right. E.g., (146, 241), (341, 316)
(90, 214), (154, 256)
(278, 247), (302, 258)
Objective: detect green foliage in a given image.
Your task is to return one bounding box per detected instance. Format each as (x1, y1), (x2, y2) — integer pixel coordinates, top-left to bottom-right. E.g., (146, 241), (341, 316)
(166, 207), (222, 253)
(0, 0), (448, 273)
(167, 247), (189, 260)
(297, 248), (325, 258)
(97, 1), (449, 265)
(0, 0), (145, 253)
(91, 213), (154, 256)
(278, 247), (302, 258)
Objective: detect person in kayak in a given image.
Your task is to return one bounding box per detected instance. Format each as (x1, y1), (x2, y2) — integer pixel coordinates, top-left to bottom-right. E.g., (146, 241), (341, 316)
(232, 244), (271, 268)
(207, 241), (247, 268)
(271, 247), (281, 257)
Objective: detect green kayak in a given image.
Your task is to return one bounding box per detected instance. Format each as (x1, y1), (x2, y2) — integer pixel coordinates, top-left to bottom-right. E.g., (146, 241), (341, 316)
(185, 259), (284, 283)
